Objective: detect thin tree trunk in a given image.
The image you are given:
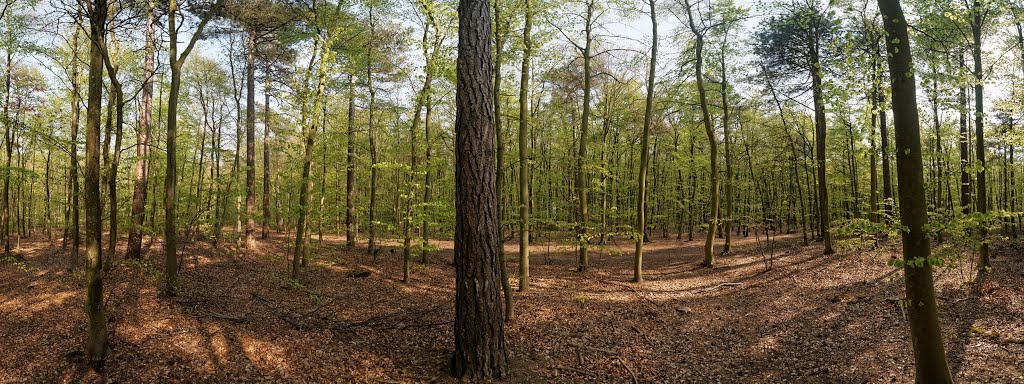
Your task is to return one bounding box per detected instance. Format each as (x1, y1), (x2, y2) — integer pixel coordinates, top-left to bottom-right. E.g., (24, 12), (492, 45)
(635, 0), (657, 281)
(262, 67), (272, 239)
(366, 7), (379, 256)
(684, 0), (718, 268)
(244, 29), (257, 248)
(971, 3), (990, 269)
(517, 0), (532, 291)
(345, 73), (356, 247)
(492, 0), (513, 319)
(576, 0), (594, 272)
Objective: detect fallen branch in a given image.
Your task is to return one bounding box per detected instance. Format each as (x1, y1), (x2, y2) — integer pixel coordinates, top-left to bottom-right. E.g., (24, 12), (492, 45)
(250, 292), (309, 329)
(617, 356), (639, 384)
(692, 282), (742, 294)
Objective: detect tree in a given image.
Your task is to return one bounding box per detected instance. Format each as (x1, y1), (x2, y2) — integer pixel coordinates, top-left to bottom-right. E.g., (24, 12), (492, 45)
(634, 0), (656, 282)
(877, 0), (953, 381)
(683, 0), (718, 267)
(493, 0), (513, 318)
(518, 0), (532, 291)
(292, 0), (346, 280)
(125, 0), (157, 260)
(83, 0), (108, 364)
(450, 0), (509, 377)
(223, 0), (295, 248)
(755, 1), (837, 255)
(164, 0), (224, 294)
(970, 0), (991, 270)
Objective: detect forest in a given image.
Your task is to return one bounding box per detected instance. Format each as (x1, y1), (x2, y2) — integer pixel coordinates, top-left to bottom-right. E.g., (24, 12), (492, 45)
(0, 0), (1022, 382)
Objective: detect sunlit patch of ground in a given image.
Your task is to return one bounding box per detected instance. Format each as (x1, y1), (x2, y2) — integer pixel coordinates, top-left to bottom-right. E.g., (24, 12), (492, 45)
(1, 230), (1021, 383)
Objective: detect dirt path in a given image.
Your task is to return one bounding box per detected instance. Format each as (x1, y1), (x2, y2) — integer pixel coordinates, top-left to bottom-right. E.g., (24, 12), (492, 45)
(1, 233), (1021, 383)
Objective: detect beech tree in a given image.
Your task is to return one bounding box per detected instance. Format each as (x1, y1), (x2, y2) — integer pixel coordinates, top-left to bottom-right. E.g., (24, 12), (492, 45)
(634, 0), (656, 282)
(163, 0), (224, 294)
(877, 0), (953, 380)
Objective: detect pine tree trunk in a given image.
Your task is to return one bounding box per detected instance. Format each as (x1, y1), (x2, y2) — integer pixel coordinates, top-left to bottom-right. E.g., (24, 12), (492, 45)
(244, 29), (257, 248)
(126, 2), (155, 259)
(451, 0), (509, 376)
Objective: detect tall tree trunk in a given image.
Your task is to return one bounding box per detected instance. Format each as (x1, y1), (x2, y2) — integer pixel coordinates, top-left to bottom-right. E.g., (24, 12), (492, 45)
(958, 54), (972, 213)
(68, 27), (83, 267)
(877, 1), (953, 381)
(576, 0), (594, 272)
(165, 0), (221, 293)
(880, 91), (893, 222)
(451, 0), (509, 376)
(405, 12), (436, 281)
(126, 1), (155, 259)
(345, 73), (356, 247)
(635, 0), (657, 281)
(165, 8), (184, 294)
(367, 7), (379, 256)
(3, 47), (12, 257)
(720, 34), (733, 255)
(812, 43), (834, 254)
(84, 0), (109, 363)
(102, 27), (125, 269)
(262, 68), (272, 239)
(293, 30), (329, 280)
(685, 0), (717, 268)
(972, 3), (989, 269)
(45, 149), (51, 241)
(492, 0), (513, 319)
(517, 0), (532, 291)
(244, 29), (257, 248)
(869, 68), (879, 223)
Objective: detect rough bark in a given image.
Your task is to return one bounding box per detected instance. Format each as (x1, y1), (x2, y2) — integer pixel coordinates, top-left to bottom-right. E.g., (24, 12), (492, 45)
(451, 0), (509, 376)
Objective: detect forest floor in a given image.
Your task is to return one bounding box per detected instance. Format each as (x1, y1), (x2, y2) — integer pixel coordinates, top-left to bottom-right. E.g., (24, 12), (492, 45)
(1, 230), (1022, 383)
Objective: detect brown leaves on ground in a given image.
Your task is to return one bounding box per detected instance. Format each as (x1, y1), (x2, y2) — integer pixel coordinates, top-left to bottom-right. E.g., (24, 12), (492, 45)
(0, 232), (1022, 383)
